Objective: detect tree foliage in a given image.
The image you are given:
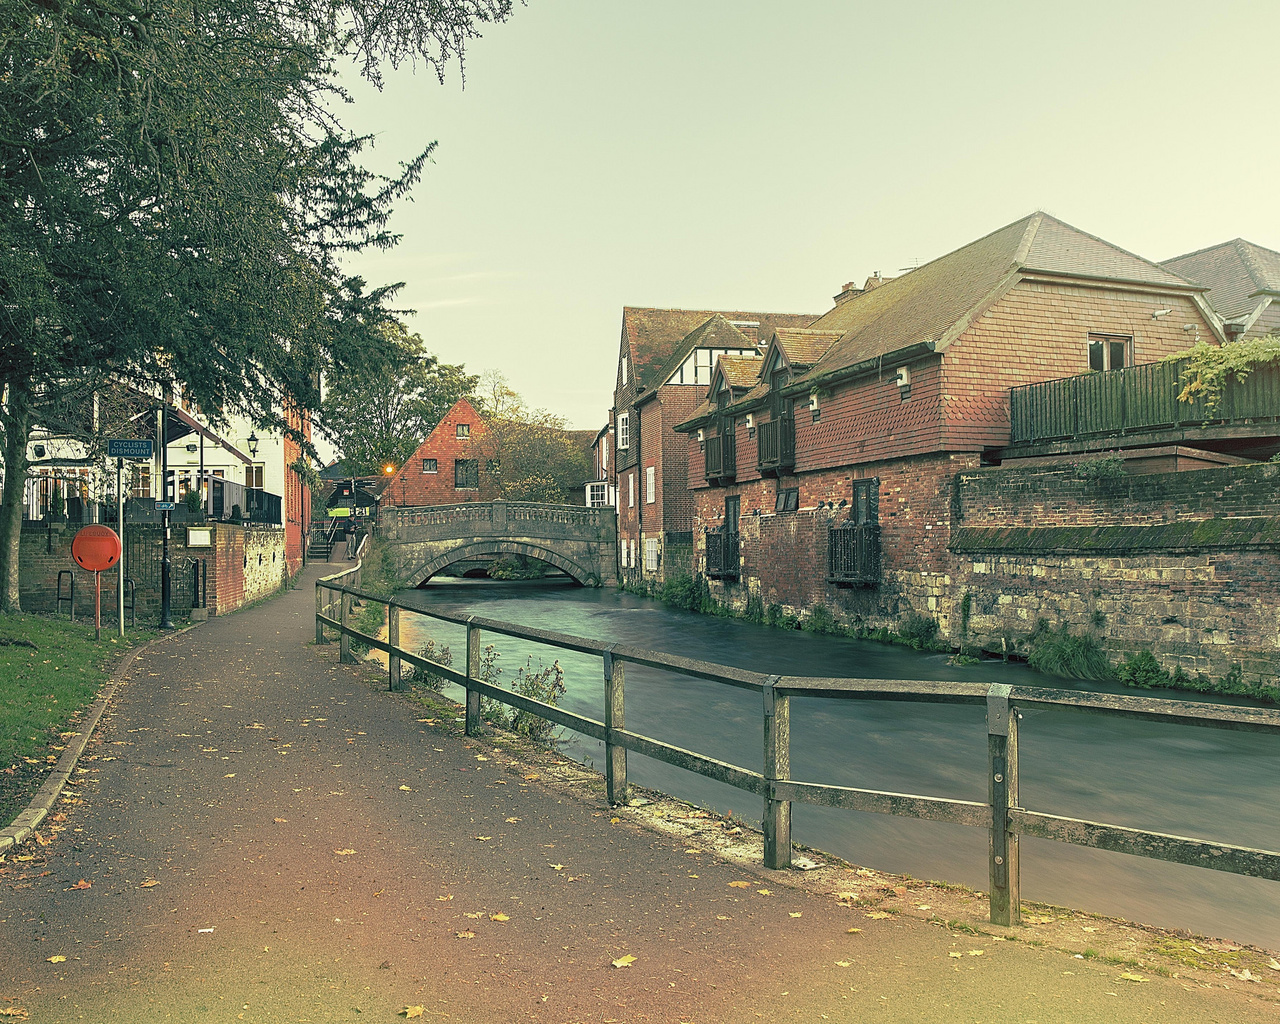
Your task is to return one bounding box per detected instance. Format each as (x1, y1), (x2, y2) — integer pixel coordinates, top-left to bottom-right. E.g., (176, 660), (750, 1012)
(0, 0), (514, 610)
(320, 322), (476, 475)
(470, 371), (588, 504)
(1167, 335), (1280, 415)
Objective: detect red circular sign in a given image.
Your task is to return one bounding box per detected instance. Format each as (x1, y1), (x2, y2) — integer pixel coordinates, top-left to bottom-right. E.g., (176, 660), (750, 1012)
(71, 525), (122, 572)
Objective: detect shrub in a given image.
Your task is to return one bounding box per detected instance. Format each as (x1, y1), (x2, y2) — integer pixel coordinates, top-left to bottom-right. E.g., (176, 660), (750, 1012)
(1026, 620), (1112, 680)
(744, 590), (765, 623)
(803, 603), (841, 635)
(409, 638), (452, 692)
(660, 574), (699, 611)
(899, 613), (940, 650)
(181, 489), (203, 513)
(487, 555), (550, 580)
(1074, 454), (1126, 480)
(476, 645), (566, 745)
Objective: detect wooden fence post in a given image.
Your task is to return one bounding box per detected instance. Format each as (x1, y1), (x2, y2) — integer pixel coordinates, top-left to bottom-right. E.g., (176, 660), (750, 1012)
(388, 602), (401, 691)
(315, 583), (325, 644)
(465, 617), (482, 736)
(339, 590), (353, 665)
(603, 647), (627, 805)
(762, 675), (791, 870)
(987, 683), (1020, 926)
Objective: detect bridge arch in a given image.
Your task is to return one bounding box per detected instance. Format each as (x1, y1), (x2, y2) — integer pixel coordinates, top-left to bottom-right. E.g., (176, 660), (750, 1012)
(405, 540), (602, 588)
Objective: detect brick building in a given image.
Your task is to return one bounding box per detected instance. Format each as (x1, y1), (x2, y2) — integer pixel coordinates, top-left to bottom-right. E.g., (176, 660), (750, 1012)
(674, 212), (1226, 629)
(1162, 237), (1280, 341)
(382, 398), (494, 506)
(612, 307), (819, 585)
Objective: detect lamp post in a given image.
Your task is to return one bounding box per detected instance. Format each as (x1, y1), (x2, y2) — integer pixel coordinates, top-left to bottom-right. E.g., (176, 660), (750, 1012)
(159, 405), (173, 629)
(247, 431), (260, 521)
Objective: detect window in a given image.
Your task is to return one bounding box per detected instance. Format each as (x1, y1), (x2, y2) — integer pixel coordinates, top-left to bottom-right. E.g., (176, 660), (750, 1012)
(630, 539), (636, 568)
(1088, 333), (1131, 372)
(617, 411), (630, 450)
(602, 443), (608, 471)
(422, 458), (437, 474)
(131, 464), (151, 499)
(644, 537), (659, 572)
(247, 465), (264, 489)
(852, 478), (879, 525)
(621, 357), (628, 386)
(454, 459), (479, 489)
(645, 466), (655, 503)
(775, 487), (799, 513)
(587, 482), (609, 507)
(628, 472), (635, 508)
(456, 423), (470, 438)
(725, 495), (740, 532)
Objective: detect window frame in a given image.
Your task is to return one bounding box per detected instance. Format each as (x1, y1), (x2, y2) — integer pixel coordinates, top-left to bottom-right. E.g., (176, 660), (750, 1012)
(617, 411), (630, 450)
(456, 423), (471, 439)
(645, 466), (655, 504)
(453, 458), (479, 490)
(775, 487), (799, 513)
(421, 458), (438, 474)
(628, 472), (635, 508)
(1087, 332), (1132, 373)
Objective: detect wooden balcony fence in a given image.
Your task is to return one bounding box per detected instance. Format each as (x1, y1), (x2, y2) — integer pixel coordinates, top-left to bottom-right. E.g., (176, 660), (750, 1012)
(704, 433), (736, 483)
(1009, 358), (1280, 445)
(756, 416), (796, 475)
(827, 521), (881, 586)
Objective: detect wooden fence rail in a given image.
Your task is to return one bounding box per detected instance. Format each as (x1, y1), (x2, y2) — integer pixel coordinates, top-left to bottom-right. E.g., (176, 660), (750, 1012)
(315, 574), (1280, 927)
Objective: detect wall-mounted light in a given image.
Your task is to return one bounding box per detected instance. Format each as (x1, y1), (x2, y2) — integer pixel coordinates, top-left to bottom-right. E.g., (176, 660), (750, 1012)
(247, 431), (259, 458)
(185, 443), (198, 453)
(744, 413), (755, 429)
(1151, 308), (1173, 319)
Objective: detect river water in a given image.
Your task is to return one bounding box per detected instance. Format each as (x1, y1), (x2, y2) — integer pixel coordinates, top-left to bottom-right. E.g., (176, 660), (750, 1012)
(394, 577), (1280, 949)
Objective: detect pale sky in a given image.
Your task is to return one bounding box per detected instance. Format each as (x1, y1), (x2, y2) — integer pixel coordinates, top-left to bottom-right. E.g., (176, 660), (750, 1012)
(335, 0), (1280, 432)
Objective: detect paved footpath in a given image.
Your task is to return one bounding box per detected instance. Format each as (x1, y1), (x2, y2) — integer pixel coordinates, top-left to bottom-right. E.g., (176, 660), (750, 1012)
(2, 559), (1275, 1023)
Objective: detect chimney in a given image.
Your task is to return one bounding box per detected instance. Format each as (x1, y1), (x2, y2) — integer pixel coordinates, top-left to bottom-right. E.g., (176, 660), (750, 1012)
(832, 281), (863, 306)
(863, 271), (890, 291)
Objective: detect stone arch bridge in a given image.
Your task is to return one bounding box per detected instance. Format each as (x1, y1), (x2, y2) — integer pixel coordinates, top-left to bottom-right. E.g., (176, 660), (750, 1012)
(377, 501), (618, 587)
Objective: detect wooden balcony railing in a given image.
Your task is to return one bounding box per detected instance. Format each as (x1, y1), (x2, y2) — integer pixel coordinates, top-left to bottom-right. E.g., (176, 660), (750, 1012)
(705, 528), (740, 580)
(704, 433), (736, 483)
(757, 416), (795, 476)
(827, 522), (880, 586)
(1009, 358), (1280, 445)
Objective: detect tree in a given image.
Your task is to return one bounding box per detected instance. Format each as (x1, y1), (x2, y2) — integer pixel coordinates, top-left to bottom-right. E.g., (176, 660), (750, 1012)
(320, 322), (476, 475)
(0, 0), (514, 611)
(471, 371), (588, 504)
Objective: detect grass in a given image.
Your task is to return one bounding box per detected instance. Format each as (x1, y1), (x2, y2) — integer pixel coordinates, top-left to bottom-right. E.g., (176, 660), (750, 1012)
(0, 614), (158, 823)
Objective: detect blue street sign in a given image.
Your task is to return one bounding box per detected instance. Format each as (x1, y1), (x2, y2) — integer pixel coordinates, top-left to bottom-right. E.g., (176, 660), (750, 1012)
(153, 501), (176, 511)
(108, 438), (154, 459)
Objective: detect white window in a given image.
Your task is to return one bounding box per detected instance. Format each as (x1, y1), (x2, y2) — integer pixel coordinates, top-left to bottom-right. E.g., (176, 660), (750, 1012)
(617, 412), (630, 450)
(602, 442), (608, 471)
(621, 357), (628, 386)
(644, 538), (659, 572)
(630, 539), (636, 568)
(456, 423), (470, 438)
(587, 482), (609, 507)
(645, 466), (655, 504)
(628, 473), (635, 508)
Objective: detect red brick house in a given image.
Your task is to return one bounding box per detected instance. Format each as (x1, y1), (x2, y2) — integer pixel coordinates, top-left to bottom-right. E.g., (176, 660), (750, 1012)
(612, 307), (819, 584)
(1162, 238), (1280, 341)
(381, 398), (493, 507)
(675, 212), (1225, 631)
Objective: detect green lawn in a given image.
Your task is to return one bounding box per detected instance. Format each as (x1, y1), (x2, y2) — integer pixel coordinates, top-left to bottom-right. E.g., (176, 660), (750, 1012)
(0, 614), (157, 823)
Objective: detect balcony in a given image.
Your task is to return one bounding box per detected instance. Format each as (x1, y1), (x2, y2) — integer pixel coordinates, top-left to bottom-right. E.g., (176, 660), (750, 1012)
(1008, 359), (1280, 458)
(827, 522), (880, 586)
(756, 416), (795, 476)
(704, 527), (740, 580)
(703, 433), (736, 485)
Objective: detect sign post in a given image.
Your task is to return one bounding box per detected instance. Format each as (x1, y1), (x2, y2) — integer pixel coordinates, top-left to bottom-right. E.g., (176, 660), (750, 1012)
(107, 438), (153, 637)
(71, 526), (122, 641)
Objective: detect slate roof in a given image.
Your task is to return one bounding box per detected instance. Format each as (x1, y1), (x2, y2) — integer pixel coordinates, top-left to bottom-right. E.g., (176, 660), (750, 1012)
(801, 212), (1203, 384)
(622, 307), (819, 390)
(1161, 238), (1280, 322)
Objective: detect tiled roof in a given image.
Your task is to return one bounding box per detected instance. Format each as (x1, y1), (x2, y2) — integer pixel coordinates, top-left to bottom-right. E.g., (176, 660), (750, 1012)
(622, 307), (819, 390)
(1161, 238), (1280, 322)
(771, 328), (842, 368)
(647, 315), (753, 387)
(717, 354), (765, 390)
(802, 212), (1201, 383)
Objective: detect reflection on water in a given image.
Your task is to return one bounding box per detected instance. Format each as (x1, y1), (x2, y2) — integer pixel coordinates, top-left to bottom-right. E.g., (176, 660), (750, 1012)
(395, 577), (1280, 949)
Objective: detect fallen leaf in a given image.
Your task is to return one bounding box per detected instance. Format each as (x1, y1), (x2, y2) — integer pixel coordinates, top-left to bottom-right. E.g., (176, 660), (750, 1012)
(68, 879), (91, 890)
(0, 1008), (30, 1020)
(47, 955), (67, 963)
(223, 774), (236, 779)
(967, 950), (984, 957)
(716, 915), (730, 921)
(273, 818), (287, 823)
(609, 817), (620, 824)
(756, 889), (772, 896)
(436, 895), (454, 902)
(505, 817), (520, 823)
(524, 773), (539, 780)
(34, 832), (51, 847)
(474, 836), (492, 842)
(334, 849), (356, 856)
(465, 912), (484, 919)
(611, 954), (637, 969)
(865, 911), (891, 920)
(400, 1006), (425, 1018)
(489, 912), (509, 922)
(550, 864), (564, 871)
(1119, 972), (1147, 983)
(684, 849), (702, 854)
(846, 928), (862, 934)
(455, 931), (475, 939)
(728, 881), (751, 889)
(1228, 968), (1260, 983)
(835, 960), (851, 968)
(139, 879), (160, 888)
(789, 912), (802, 918)
(399, 785), (412, 791)
(1268, 958), (1280, 971)
(836, 891), (859, 901)
(949, 952), (963, 959)
(915, 904), (932, 911)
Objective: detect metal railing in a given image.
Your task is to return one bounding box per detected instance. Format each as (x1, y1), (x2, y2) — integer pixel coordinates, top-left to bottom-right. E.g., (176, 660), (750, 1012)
(704, 528), (740, 580)
(1010, 358), (1280, 445)
(315, 580), (1280, 927)
(756, 416), (795, 474)
(827, 522), (881, 585)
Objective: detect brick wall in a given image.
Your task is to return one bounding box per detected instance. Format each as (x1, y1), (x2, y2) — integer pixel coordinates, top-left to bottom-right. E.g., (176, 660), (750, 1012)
(385, 399), (492, 507)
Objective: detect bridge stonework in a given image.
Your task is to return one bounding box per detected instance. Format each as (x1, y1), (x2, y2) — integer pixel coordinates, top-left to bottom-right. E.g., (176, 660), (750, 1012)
(378, 501), (618, 588)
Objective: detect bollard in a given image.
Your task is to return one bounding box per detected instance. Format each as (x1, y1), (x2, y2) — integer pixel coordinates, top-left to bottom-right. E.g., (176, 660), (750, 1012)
(987, 683), (1021, 925)
(315, 584), (325, 644)
(465, 617), (482, 736)
(762, 675), (792, 869)
(339, 590), (354, 664)
(603, 647), (627, 805)
(388, 603), (401, 691)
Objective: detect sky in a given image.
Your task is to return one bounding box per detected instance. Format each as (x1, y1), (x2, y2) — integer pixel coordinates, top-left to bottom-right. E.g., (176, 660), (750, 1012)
(333, 0), (1280, 433)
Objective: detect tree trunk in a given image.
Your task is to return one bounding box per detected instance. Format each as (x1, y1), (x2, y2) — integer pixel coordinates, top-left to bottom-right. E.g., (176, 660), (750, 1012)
(0, 381), (33, 614)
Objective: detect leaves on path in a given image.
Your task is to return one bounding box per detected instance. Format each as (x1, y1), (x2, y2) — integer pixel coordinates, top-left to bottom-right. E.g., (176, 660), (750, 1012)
(846, 928), (862, 934)
(436, 895), (454, 902)
(611, 954), (637, 968)
(139, 879), (159, 888)
(455, 931), (475, 939)
(474, 836), (492, 842)
(399, 785), (412, 791)
(835, 961), (851, 968)
(949, 952), (963, 958)
(1228, 968), (1260, 983)
(550, 864), (564, 871)
(67, 879), (91, 890)
(46, 956), (66, 963)
(505, 817), (520, 823)
(334, 849), (356, 856)
(967, 950), (984, 956)
(756, 890), (772, 896)
(864, 911), (891, 920)
(1119, 972), (1148, 983)
(0, 1007), (30, 1020)
(728, 881), (751, 888)
(489, 913), (509, 922)
(400, 1006), (425, 1018)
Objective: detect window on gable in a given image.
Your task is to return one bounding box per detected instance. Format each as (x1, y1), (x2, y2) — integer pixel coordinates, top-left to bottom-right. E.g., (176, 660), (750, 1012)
(617, 411), (630, 450)
(1088, 333), (1131, 372)
(775, 487), (799, 513)
(421, 458), (437, 474)
(621, 357), (628, 386)
(454, 459), (479, 489)
(456, 423), (470, 438)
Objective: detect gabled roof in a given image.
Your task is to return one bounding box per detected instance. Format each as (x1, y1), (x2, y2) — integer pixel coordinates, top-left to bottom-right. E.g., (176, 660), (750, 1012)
(768, 328), (842, 370)
(622, 307), (819, 390)
(647, 314), (754, 387)
(1161, 238), (1280, 322)
(800, 212), (1204, 384)
(717, 354), (765, 390)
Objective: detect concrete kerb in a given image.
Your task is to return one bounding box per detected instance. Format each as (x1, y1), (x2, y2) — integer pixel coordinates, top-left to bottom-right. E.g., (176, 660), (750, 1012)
(0, 622), (201, 855)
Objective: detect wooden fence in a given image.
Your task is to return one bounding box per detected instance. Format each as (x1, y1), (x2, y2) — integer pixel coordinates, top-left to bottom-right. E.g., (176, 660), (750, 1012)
(315, 572), (1280, 927)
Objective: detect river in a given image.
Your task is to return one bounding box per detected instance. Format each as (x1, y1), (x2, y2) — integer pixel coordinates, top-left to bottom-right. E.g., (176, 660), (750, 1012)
(393, 577), (1280, 949)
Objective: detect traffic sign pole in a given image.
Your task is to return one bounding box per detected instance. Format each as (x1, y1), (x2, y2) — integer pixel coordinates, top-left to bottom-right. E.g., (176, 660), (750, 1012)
(160, 508), (173, 629)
